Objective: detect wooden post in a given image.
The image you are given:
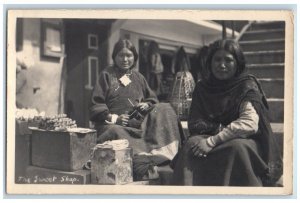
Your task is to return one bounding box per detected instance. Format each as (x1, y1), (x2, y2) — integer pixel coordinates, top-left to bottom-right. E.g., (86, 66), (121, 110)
(222, 21), (226, 39)
(231, 21), (235, 38)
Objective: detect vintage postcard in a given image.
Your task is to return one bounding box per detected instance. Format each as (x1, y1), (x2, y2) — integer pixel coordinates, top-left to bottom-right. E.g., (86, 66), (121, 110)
(6, 9), (294, 195)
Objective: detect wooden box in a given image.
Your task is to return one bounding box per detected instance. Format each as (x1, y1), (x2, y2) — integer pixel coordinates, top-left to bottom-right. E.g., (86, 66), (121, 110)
(91, 147), (133, 185)
(15, 120), (32, 183)
(31, 128), (97, 172)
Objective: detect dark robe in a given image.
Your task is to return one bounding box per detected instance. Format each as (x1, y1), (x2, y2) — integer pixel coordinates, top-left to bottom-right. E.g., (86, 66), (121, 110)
(90, 66), (183, 180)
(172, 74), (283, 186)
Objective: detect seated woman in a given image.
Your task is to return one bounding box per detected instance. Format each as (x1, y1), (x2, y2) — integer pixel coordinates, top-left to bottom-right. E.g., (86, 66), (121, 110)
(172, 39), (282, 186)
(89, 39), (183, 180)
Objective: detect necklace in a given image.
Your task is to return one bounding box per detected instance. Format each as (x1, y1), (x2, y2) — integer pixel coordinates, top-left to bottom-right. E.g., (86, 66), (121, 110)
(114, 69), (133, 91)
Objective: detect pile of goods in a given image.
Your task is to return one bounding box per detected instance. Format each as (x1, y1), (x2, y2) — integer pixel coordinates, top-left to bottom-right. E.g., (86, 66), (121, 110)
(16, 109), (77, 131)
(92, 139), (129, 151)
(38, 114), (77, 131)
(15, 108), (45, 121)
(15, 108), (45, 128)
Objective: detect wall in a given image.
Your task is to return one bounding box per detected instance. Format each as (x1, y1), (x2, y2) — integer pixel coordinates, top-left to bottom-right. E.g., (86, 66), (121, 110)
(202, 34), (222, 46)
(16, 19), (64, 116)
(107, 19), (223, 70)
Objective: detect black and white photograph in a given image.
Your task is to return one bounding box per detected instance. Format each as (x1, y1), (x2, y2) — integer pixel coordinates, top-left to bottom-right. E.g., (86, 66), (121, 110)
(6, 9), (294, 195)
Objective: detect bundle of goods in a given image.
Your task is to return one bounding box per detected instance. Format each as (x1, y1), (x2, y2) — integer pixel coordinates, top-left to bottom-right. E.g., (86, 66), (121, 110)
(38, 114), (77, 131)
(93, 139), (129, 151)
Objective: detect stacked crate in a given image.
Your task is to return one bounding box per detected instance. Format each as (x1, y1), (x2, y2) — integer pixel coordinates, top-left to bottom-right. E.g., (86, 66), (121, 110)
(15, 119), (97, 184)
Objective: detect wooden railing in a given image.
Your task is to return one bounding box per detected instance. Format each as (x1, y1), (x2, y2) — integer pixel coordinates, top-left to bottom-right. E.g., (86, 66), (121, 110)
(235, 21), (255, 42)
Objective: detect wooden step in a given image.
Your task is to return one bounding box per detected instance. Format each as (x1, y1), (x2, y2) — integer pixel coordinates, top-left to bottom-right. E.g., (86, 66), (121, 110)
(23, 166), (91, 184)
(271, 123), (284, 156)
(271, 123), (284, 135)
(241, 28), (285, 41)
(249, 21), (285, 30)
(247, 63), (284, 79)
(240, 39), (285, 51)
(157, 165), (174, 185)
(244, 50), (285, 64)
(268, 98), (284, 123)
(259, 78), (284, 98)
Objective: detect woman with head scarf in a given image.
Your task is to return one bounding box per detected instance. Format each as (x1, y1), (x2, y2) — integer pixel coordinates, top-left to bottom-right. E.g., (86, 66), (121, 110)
(171, 39), (282, 186)
(89, 39), (183, 181)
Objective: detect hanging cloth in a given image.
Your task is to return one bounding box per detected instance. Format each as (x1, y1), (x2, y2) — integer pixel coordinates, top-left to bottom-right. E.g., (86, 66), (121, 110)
(148, 53), (164, 96)
(147, 41), (164, 95)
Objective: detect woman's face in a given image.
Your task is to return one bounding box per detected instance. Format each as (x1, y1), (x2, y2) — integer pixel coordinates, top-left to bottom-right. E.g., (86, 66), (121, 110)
(114, 48), (135, 71)
(211, 49), (237, 80)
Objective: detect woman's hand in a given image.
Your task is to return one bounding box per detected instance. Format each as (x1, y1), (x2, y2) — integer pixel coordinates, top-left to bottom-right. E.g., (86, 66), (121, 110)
(116, 114), (129, 126)
(136, 102), (149, 112)
(189, 136), (213, 158)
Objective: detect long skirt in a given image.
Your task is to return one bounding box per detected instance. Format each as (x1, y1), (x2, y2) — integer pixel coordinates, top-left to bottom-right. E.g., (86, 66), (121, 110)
(95, 103), (183, 162)
(171, 137), (268, 186)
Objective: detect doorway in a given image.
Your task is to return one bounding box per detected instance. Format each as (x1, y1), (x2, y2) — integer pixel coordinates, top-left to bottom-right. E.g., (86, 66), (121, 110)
(64, 19), (112, 127)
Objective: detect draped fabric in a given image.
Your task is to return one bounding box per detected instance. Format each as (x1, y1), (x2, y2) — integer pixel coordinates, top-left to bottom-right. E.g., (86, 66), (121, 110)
(173, 138), (267, 186)
(188, 74), (268, 133)
(90, 66), (183, 180)
(94, 103), (182, 156)
(148, 53), (164, 96)
(171, 46), (191, 74)
(147, 41), (164, 96)
(172, 71), (283, 186)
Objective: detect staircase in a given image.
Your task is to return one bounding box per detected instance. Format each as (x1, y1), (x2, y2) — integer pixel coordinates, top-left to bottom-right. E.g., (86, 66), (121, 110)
(238, 21), (285, 156)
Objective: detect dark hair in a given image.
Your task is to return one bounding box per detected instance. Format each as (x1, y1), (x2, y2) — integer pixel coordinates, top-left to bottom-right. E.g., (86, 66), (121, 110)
(206, 39), (246, 77)
(198, 45), (209, 81)
(112, 39), (139, 68)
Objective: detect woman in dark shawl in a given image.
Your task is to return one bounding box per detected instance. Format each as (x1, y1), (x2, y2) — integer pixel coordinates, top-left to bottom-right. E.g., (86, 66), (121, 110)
(171, 39), (282, 186)
(89, 39), (182, 181)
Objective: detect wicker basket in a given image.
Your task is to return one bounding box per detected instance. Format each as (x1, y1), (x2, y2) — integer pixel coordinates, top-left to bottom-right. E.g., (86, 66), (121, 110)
(169, 69), (195, 121)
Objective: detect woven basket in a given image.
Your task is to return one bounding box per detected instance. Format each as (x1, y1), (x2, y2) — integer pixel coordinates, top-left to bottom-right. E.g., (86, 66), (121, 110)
(169, 70), (195, 120)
